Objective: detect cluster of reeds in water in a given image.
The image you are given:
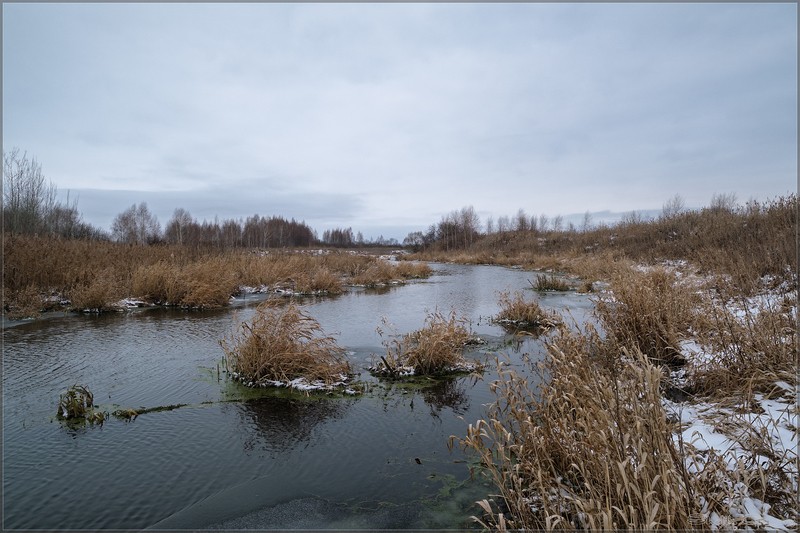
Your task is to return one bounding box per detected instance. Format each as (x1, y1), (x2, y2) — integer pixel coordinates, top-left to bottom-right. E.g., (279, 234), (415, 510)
(220, 300), (350, 388)
(494, 291), (561, 332)
(456, 266), (797, 530)
(56, 385), (106, 425)
(375, 310), (478, 376)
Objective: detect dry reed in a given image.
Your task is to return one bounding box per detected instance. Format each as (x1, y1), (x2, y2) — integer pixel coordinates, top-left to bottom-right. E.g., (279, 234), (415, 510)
(457, 330), (698, 530)
(376, 310), (476, 376)
(495, 291), (561, 332)
(594, 268), (699, 367)
(220, 300), (350, 387)
(531, 273), (571, 292)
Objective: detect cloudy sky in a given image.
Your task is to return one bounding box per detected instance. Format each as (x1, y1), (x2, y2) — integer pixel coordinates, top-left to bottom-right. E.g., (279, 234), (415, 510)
(3, 3), (797, 240)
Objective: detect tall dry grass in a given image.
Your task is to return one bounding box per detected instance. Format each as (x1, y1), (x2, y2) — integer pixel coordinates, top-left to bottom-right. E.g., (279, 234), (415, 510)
(2, 237), (432, 314)
(594, 268), (699, 367)
(689, 292), (796, 398)
(376, 310), (475, 376)
(220, 300), (350, 387)
(495, 291), (561, 332)
(458, 331), (698, 530)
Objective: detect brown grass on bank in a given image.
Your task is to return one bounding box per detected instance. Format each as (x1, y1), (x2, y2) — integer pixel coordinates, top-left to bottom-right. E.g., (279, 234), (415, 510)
(411, 194), (797, 298)
(2, 237), (432, 314)
(594, 268), (699, 367)
(376, 310), (475, 375)
(457, 331), (698, 530)
(495, 291), (561, 332)
(689, 292), (796, 398)
(220, 300), (350, 387)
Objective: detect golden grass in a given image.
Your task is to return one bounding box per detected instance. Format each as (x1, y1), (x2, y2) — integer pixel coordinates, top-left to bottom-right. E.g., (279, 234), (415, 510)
(688, 292), (796, 398)
(495, 291), (561, 332)
(457, 333), (698, 530)
(594, 268), (699, 367)
(531, 273), (571, 292)
(220, 300), (350, 387)
(376, 310), (475, 376)
(2, 238), (432, 314)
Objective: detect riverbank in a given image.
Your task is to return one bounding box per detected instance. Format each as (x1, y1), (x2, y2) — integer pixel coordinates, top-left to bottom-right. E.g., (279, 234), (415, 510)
(453, 255), (796, 530)
(2, 238), (430, 318)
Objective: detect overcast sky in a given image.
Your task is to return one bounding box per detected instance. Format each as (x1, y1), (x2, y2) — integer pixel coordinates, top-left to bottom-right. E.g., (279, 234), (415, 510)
(3, 3), (797, 240)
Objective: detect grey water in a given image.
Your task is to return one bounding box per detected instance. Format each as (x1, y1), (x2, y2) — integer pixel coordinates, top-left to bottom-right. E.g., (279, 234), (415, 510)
(2, 262), (594, 530)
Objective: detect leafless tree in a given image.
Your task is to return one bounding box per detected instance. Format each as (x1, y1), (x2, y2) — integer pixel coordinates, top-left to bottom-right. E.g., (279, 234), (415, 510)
(164, 208), (195, 245)
(3, 148), (56, 234)
(661, 194), (686, 219)
(111, 202), (161, 244)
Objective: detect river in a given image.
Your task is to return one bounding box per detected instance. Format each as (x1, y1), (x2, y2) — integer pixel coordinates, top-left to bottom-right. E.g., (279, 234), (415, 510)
(2, 262), (594, 529)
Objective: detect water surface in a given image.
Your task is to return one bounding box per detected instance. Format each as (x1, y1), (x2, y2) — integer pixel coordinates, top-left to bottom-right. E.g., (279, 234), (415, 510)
(3, 262), (593, 529)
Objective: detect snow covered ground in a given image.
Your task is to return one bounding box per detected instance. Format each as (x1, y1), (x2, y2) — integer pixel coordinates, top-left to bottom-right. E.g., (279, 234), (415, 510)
(648, 260), (798, 530)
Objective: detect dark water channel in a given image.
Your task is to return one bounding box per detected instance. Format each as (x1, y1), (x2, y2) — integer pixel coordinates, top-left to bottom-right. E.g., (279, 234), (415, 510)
(3, 263), (594, 530)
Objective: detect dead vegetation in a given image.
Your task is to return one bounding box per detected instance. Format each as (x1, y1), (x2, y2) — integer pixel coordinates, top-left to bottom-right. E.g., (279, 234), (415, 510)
(220, 300), (351, 388)
(594, 268), (700, 367)
(2, 239), (431, 315)
(457, 338), (698, 530)
(56, 385), (106, 425)
(373, 310), (479, 376)
(494, 291), (561, 332)
(531, 273), (571, 292)
(457, 255), (797, 530)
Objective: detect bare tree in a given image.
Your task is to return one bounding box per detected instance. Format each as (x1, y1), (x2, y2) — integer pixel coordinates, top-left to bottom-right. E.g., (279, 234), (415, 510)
(552, 214), (564, 233)
(538, 213), (550, 233)
(3, 148), (57, 234)
(111, 202), (161, 244)
(661, 194), (686, 219)
(164, 208), (195, 245)
(515, 208), (529, 232)
(709, 192), (738, 213)
(581, 211), (593, 232)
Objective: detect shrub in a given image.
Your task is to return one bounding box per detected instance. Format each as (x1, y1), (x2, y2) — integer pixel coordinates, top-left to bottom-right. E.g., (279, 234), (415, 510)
(220, 300), (350, 387)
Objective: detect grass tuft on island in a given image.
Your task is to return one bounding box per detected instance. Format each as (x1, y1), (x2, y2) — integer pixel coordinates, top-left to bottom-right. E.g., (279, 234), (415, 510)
(372, 310), (483, 377)
(494, 291), (562, 332)
(220, 300), (352, 392)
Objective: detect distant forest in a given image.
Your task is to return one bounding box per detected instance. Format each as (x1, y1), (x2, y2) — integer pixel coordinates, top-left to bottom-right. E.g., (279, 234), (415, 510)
(2, 149), (400, 248)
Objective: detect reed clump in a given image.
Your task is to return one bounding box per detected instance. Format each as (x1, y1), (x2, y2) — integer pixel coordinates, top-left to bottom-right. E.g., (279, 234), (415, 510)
(220, 300), (350, 387)
(689, 292), (796, 397)
(594, 268), (698, 366)
(393, 260), (432, 279)
(376, 310), (477, 376)
(531, 273), (571, 292)
(495, 291), (561, 332)
(457, 328), (700, 530)
(56, 384), (105, 424)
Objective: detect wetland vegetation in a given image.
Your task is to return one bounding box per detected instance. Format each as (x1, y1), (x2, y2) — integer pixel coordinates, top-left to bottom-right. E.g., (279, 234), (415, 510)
(3, 172), (796, 530)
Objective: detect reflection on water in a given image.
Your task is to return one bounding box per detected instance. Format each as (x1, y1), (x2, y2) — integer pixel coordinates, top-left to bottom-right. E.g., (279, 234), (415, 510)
(421, 377), (472, 418)
(235, 395), (355, 455)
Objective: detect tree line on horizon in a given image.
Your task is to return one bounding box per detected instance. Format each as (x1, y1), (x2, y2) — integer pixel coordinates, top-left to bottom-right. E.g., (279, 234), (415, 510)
(2, 149), (403, 249)
(3, 149), (778, 255)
